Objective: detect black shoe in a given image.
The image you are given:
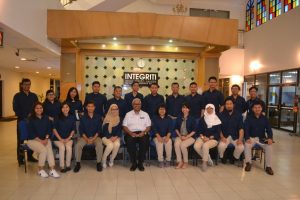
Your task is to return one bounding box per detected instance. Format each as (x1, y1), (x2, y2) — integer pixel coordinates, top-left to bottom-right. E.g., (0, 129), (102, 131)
(265, 167), (274, 175)
(130, 163), (137, 171)
(221, 157), (227, 164)
(229, 158), (236, 165)
(138, 163), (145, 171)
(245, 162), (252, 172)
(65, 167), (71, 172)
(27, 157), (38, 163)
(73, 162), (81, 173)
(97, 162), (103, 172)
(60, 168), (67, 173)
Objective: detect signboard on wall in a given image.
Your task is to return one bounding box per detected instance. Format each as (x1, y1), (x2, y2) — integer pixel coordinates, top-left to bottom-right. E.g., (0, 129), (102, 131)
(0, 31), (3, 47)
(124, 72), (158, 86)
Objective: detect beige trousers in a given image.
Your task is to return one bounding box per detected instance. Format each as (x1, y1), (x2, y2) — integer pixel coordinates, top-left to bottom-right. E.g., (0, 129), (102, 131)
(27, 140), (55, 167)
(245, 137), (272, 167)
(153, 137), (172, 162)
(75, 137), (103, 163)
(218, 136), (244, 159)
(194, 138), (218, 162)
(54, 140), (73, 168)
(102, 137), (121, 163)
(174, 137), (195, 163)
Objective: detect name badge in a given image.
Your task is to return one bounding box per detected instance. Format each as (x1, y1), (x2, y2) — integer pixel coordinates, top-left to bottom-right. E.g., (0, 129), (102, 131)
(140, 117), (145, 119)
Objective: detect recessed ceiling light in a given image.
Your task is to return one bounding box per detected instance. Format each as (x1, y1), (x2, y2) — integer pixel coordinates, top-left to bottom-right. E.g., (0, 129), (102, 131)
(168, 39), (173, 43)
(113, 37), (117, 41)
(66, 72), (70, 75)
(20, 58), (27, 61)
(15, 66), (20, 69)
(47, 67), (52, 69)
(113, 43), (118, 46)
(151, 46), (155, 50)
(175, 47), (178, 51)
(102, 44), (106, 48)
(49, 73), (52, 76)
(35, 71), (39, 74)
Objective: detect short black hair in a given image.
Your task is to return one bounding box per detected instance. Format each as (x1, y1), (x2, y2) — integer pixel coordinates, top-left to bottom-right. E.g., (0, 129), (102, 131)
(131, 81), (139, 87)
(224, 98), (234, 104)
(21, 78), (31, 84)
(189, 82), (197, 87)
(231, 84), (241, 90)
(92, 81), (100, 86)
(85, 100), (95, 106)
(252, 100), (263, 108)
(46, 89), (54, 96)
(249, 86), (258, 92)
(114, 86), (122, 91)
(171, 82), (179, 87)
(182, 102), (190, 110)
(149, 83), (159, 88)
(156, 104), (167, 116)
(208, 76), (217, 82)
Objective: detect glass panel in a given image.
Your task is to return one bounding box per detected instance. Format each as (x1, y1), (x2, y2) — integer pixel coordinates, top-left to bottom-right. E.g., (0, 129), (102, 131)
(256, 74), (268, 103)
(244, 76), (255, 99)
(280, 109), (295, 131)
(268, 86), (280, 105)
(269, 72), (281, 84)
(282, 70), (298, 83)
(267, 107), (279, 127)
(281, 86), (296, 107)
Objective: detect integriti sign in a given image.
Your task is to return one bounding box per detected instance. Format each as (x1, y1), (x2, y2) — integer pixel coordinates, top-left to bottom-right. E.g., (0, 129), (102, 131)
(124, 72), (158, 86)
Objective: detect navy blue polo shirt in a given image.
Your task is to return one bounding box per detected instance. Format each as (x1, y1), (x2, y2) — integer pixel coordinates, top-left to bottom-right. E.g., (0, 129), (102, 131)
(53, 115), (76, 140)
(197, 118), (221, 140)
(227, 95), (247, 114)
(66, 99), (83, 116)
(175, 115), (197, 134)
(244, 114), (273, 141)
(79, 113), (102, 138)
(102, 122), (122, 138)
(143, 94), (165, 118)
(152, 115), (173, 137)
(28, 115), (52, 140)
(84, 93), (107, 118)
(203, 89), (224, 113)
(184, 94), (204, 118)
(124, 92), (144, 111)
(219, 110), (243, 140)
(43, 100), (61, 118)
(13, 91), (38, 120)
(105, 97), (127, 119)
(246, 98), (266, 116)
(166, 94), (185, 117)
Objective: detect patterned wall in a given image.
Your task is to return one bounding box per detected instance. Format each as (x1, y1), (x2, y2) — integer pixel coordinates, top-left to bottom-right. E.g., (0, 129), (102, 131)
(84, 56), (197, 99)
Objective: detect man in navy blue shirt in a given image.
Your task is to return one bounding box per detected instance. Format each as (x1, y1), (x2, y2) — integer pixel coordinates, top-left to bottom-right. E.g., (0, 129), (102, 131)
(246, 86), (266, 116)
(202, 76), (224, 113)
(74, 101), (103, 173)
(124, 81), (144, 112)
(185, 82), (204, 119)
(143, 83), (165, 118)
(106, 86), (127, 119)
(218, 98), (244, 165)
(227, 84), (247, 114)
(13, 78), (38, 164)
(84, 81), (107, 119)
(166, 82), (185, 119)
(244, 101), (274, 175)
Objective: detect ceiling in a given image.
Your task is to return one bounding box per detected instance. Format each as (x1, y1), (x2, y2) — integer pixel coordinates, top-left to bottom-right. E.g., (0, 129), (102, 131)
(0, 23), (60, 78)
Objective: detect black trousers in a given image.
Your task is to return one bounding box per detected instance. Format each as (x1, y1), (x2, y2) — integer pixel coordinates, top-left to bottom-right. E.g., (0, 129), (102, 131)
(125, 133), (149, 165)
(17, 120), (33, 162)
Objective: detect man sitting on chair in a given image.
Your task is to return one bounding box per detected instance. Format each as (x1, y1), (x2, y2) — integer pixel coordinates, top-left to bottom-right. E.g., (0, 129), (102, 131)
(244, 101), (274, 175)
(123, 98), (151, 171)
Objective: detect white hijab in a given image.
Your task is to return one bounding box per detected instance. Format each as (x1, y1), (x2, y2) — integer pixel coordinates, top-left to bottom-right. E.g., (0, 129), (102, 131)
(204, 104), (221, 128)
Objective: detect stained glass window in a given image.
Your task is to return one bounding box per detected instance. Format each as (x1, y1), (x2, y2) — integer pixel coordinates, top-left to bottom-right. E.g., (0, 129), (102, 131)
(257, 0), (267, 26)
(269, 0), (282, 19)
(246, 0), (254, 31)
(284, 0), (299, 12)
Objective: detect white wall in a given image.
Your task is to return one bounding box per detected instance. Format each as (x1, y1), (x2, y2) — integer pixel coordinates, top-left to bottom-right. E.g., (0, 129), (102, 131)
(0, 68), (51, 117)
(244, 7), (300, 75)
(0, 0), (63, 55)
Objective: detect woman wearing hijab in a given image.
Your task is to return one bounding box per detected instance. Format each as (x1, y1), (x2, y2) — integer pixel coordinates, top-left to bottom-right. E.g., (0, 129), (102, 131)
(101, 104), (122, 168)
(174, 103), (197, 169)
(194, 104), (221, 172)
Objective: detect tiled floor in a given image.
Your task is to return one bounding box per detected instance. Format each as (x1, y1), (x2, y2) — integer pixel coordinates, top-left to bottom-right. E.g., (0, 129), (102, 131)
(0, 121), (300, 200)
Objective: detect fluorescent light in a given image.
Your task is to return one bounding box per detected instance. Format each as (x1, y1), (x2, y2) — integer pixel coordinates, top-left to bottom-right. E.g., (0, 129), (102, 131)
(20, 58), (27, 61)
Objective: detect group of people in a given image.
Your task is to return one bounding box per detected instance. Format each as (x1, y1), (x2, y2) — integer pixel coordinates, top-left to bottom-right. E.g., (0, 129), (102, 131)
(12, 76), (274, 178)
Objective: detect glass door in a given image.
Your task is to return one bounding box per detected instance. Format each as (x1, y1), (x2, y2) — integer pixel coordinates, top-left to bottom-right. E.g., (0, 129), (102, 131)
(267, 86), (280, 128)
(279, 85), (297, 131)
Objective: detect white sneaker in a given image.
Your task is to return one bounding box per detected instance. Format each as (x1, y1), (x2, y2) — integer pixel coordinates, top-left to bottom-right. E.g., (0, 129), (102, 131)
(102, 163), (107, 169)
(208, 156), (214, 167)
(49, 169), (60, 178)
(108, 161), (114, 167)
(38, 169), (49, 178)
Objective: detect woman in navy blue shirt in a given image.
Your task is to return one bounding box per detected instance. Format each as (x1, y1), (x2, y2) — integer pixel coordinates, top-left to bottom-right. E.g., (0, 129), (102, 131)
(53, 102), (76, 173)
(65, 87), (83, 120)
(174, 103), (196, 169)
(27, 102), (60, 178)
(43, 90), (61, 121)
(194, 104), (221, 172)
(152, 104), (173, 168)
(101, 104), (121, 168)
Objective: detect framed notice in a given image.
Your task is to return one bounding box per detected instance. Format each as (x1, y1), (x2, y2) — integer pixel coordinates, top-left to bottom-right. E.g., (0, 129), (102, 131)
(124, 72), (158, 86)
(0, 31), (3, 47)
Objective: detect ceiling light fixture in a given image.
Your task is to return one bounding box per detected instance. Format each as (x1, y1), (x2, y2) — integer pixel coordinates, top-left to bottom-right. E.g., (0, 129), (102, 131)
(168, 39), (173, 43)
(113, 37), (117, 41)
(35, 71), (39, 74)
(47, 67), (52, 69)
(15, 66), (20, 69)
(173, 0), (188, 15)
